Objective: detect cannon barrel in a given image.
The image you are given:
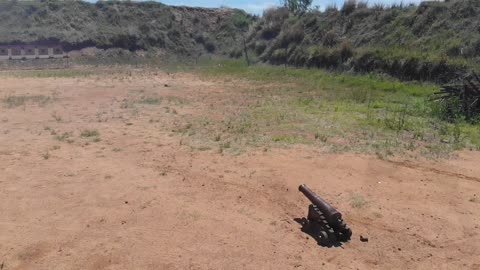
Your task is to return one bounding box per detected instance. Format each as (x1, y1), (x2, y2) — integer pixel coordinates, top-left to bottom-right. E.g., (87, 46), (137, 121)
(299, 184), (341, 223)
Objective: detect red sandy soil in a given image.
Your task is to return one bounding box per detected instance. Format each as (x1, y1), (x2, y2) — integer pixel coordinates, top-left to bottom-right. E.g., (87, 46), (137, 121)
(0, 69), (479, 270)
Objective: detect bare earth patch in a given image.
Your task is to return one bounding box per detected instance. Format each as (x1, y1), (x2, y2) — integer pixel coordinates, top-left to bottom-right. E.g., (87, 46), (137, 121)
(0, 68), (479, 270)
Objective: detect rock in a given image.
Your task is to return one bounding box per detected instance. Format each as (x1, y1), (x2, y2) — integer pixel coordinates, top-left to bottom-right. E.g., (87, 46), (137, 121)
(360, 235), (369, 242)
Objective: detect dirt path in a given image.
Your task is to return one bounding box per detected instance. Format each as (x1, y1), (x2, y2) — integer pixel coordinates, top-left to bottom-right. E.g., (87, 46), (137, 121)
(0, 69), (479, 269)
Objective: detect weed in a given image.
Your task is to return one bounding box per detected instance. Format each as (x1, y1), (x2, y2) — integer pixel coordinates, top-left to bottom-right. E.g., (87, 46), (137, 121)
(221, 141), (231, 149)
(350, 193), (367, 208)
(384, 104), (409, 133)
(42, 152), (50, 160)
(314, 132), (328, 142)
(52, 111), (62, 122)
(80, 129), (100, 137)
(55, 132), (72, 142)
(167, 96), (188, 105)
(136, 97), (162, 105)
(120, 100), (133, 109)
(272, 134), (306, 144)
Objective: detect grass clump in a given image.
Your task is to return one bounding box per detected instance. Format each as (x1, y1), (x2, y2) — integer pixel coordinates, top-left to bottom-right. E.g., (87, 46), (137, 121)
(136, 97), (162, 105)
(2, 95), (51, 108)
(80, 129), (100, 138)
(55, 132), (73, 143)
(350, 193), (367, 208)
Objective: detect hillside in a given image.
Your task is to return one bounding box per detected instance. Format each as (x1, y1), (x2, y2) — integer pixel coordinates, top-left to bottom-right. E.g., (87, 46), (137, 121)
(1, 0), (479, 83)
(0, 0), (253, 56)
(242, 0), (480, 83)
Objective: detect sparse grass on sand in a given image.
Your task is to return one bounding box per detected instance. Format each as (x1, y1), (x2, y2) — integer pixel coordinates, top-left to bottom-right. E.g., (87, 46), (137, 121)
(179, 58), (480, 158)
(136, 97), (162, 105)
(80, 129), (100, 138)
(2, 95), (51, 108)
(0, 69), (94, 78)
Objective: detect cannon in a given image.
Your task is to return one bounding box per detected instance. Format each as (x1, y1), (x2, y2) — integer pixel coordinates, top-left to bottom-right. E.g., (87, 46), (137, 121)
(298, 184), (352, 243)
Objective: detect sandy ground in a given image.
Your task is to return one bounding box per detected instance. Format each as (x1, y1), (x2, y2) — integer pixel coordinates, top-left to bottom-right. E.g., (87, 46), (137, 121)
(0, 69), (479, 270)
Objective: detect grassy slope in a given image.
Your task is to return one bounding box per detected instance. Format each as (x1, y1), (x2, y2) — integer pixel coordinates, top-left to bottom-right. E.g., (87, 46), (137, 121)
(243, 0), (480, 83)
(192, 58), (480, 158)
(0, 0), (253, 55)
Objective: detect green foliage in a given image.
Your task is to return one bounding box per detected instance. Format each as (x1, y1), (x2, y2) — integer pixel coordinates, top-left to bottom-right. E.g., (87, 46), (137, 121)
(246, 0), (480, 83)
(231, 9), (253, 29)
(0, 1), (250, 55)
(282, 0), (313, 13)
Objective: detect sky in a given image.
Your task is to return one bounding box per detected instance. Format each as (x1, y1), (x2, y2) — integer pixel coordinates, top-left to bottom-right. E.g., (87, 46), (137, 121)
(86, 0), (424, 14)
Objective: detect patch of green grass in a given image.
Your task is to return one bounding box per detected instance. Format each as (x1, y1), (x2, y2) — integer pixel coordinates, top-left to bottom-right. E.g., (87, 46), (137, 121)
(136, 97), (162, 105)
(166, 96), (189, 105)
(2, 95), (51, 108)
(188, 58), (480, 157)
(314, 132), (328, 142)
(0, 69), (93, 78)
(80, 129), (100, 138)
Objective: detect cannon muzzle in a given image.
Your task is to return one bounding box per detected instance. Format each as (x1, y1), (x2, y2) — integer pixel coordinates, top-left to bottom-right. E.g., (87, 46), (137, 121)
(299, 184), (341, 224)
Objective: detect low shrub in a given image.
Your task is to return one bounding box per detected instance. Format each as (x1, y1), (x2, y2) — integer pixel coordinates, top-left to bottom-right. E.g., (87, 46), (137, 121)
(341, 0), (357, 15)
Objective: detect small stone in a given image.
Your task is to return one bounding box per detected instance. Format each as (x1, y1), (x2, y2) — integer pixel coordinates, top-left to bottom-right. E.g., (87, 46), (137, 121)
(360, 235), (369, 242)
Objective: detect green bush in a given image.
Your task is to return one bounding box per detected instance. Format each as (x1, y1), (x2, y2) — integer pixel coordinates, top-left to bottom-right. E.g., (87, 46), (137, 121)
(341, 0), (357, 15)
(255, 41), (267, 55)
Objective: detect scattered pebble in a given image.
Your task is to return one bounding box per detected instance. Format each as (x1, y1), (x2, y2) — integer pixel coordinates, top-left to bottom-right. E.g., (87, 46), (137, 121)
(360, 235), (369, 242)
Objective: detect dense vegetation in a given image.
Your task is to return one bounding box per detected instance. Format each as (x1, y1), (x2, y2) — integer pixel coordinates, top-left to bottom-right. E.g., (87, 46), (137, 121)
(0, 0), (253, 56)
(238, 0), (480, 84)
